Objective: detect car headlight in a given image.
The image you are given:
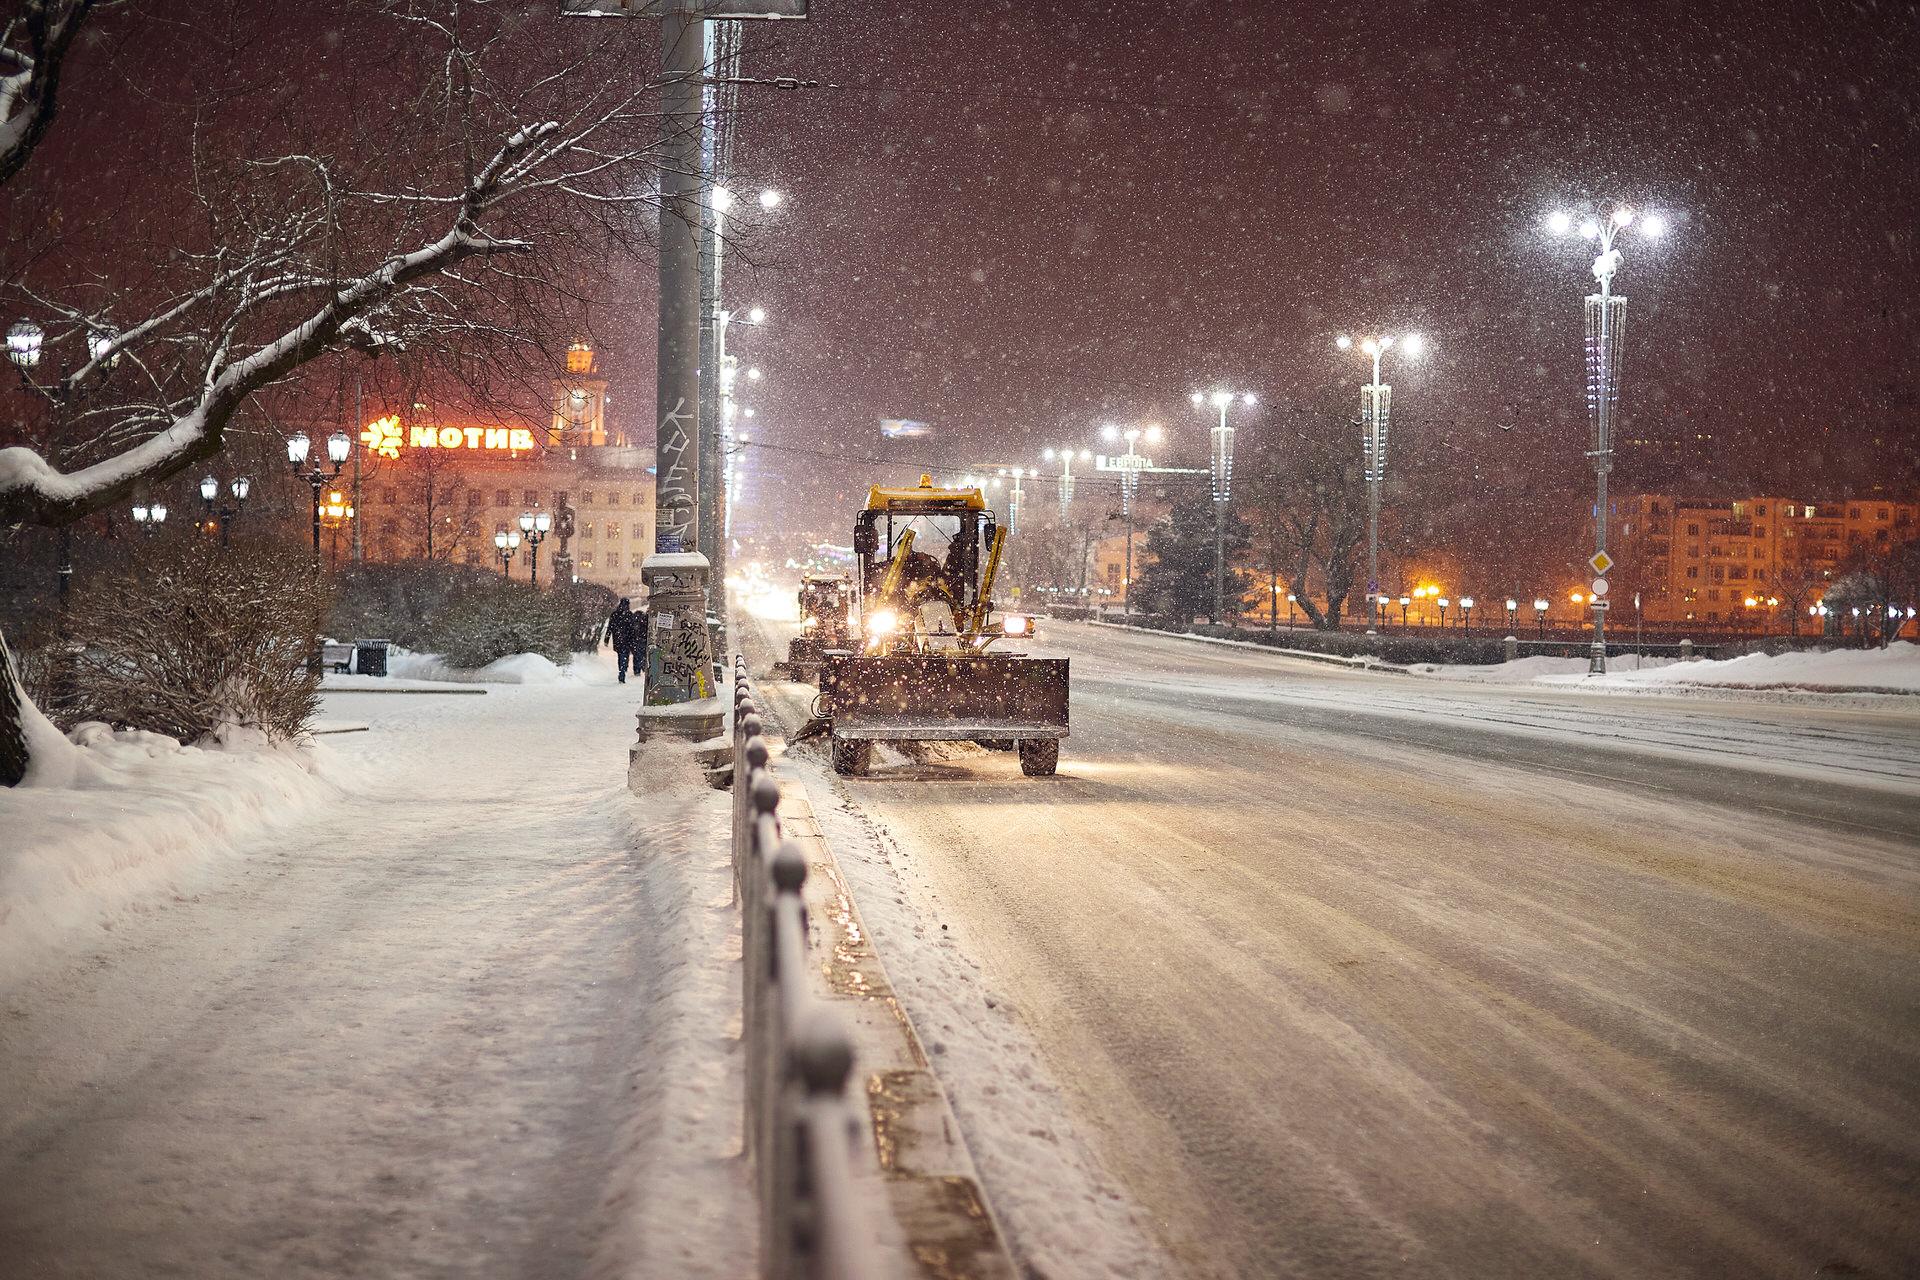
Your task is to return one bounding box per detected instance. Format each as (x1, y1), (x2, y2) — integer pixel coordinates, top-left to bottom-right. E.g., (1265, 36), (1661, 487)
(801, 616), (819, 631)
(1003, 614), (1029, 636)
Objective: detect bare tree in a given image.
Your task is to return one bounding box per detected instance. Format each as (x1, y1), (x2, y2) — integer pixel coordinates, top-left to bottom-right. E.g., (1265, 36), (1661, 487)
(0, 0), (96, 188)
(1243, 407), (1368, 631)
(0, 0), (678, 784)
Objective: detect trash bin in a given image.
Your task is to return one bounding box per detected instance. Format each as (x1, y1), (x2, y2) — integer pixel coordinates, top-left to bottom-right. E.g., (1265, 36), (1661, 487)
(353, 639), (392, 677)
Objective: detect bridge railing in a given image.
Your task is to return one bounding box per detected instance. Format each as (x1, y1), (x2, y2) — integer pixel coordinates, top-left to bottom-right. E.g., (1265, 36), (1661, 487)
(731, 655), (881, 1280)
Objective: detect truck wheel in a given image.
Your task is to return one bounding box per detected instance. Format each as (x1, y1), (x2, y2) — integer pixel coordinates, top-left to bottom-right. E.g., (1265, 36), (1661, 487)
(831, 735), (871, 777)
(1018, 739), (1059, 777)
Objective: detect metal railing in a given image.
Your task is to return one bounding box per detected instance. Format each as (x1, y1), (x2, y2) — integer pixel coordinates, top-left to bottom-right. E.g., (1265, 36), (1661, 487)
(731, 655), (882, 1280)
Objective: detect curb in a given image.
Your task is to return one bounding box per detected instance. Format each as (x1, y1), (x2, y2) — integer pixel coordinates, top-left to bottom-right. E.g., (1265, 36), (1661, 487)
(731, 629), (1018, 1280)
(1084, 617), (1411, 672)
(767, 766), (1018, 1279)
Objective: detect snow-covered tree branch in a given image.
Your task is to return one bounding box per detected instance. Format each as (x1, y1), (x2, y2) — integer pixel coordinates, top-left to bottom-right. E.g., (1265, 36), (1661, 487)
(0, 0), (96, 189)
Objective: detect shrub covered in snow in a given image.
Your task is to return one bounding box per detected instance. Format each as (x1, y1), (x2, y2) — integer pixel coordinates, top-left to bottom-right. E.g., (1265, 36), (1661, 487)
(329, 560), (497, 650)
(62, 538), (331, 744)
(423, 575), (572, 669)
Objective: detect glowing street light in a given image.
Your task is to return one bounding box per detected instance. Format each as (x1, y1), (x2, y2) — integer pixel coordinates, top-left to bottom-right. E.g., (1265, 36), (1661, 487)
(1335, 330), (1426, 632)
(1099, 423), (1164, 619)
(1191, 387), (1257, 623)
(1546, 200), (1669, 674)
(287, 431), (352, 560)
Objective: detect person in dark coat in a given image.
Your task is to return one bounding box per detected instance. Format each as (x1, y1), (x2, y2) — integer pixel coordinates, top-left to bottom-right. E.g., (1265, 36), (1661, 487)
(605, 598), (646, 682)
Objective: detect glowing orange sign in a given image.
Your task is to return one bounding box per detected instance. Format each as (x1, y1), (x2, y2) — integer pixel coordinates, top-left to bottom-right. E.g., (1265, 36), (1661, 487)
(360, 414), (536, 459)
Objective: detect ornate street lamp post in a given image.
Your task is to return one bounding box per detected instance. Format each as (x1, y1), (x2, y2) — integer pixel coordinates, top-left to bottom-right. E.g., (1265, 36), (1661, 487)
(200, 473), (251, 547)
(1190, 388), (1256, 625)
(518, 510), (552, 585)
(494, 529), (521, 576)
(1336, 332), (1424, 634)
(130, 500), (168, 536)
(1547, 203), (1668, 674)
(286, 431), (352, 560)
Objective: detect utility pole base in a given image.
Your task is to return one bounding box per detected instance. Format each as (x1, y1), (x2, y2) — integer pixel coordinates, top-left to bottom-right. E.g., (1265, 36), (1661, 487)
(637, 551), (722, 741)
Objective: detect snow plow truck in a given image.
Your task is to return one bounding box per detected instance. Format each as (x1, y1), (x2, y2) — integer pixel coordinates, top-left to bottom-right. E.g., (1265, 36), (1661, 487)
(817, 475), (1068, 777)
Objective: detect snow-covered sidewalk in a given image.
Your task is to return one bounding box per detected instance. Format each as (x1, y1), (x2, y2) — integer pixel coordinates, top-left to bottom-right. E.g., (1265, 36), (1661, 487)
(0, 648), (750, 1278)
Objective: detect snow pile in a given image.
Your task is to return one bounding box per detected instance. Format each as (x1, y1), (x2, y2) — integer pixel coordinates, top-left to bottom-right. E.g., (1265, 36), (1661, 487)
(1409, 643), (1920, 695)
(371, 645), (620, 686)
(0, 722), (344, 979)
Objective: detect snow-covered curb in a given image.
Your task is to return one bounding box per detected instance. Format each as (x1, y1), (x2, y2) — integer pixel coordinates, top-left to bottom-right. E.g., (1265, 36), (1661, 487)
(783, 746), (1169, 1278)
(1, 723), (347, 982)
(1406, 642), (1920, 698)
(1086, 619), (1407, 671)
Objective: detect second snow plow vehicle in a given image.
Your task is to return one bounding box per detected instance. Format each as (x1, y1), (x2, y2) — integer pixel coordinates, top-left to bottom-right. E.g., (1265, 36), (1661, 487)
(775, 573), (853, 679)
(817, 475), (1068, 777)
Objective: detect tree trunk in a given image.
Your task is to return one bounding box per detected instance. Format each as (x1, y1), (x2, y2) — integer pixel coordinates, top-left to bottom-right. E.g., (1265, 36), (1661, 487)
(1, 626), (32, 787)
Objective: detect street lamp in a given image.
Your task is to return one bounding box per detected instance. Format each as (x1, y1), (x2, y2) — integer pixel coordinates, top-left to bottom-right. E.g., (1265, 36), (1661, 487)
(1505, 597), (1518, 635)
(1398, 593), (1411, 630)
(494, 529), (522, 576)
(130, 500), (168, 535)
(6, 319), (43, 368)
(1460, 595), (1475, 633)
(286, 431), (352, 560)
(518, 510), (553, 586)
(197, 472), (251, 546)
(1190, 388), (1256, 624)
(1041, 446), (1092, 520)
(1534, 597), (1550, 639)
(1437, 596), (1451, 629)
(1335, 331), (1425, 633)
(1547, 202), (1667, 674)
(1100, 423), (1163, 619)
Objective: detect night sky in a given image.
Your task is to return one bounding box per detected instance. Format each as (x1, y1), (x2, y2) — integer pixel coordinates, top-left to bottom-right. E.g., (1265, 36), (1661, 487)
(693, 0), (1918, 567)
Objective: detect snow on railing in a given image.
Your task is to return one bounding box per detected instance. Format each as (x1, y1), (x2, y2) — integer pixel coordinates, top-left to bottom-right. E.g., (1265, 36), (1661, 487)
(731, 656), (882, 1280)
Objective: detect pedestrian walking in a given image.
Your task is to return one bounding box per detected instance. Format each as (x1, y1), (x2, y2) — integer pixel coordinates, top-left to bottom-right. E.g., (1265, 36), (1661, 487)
(605, 597), (645, 683)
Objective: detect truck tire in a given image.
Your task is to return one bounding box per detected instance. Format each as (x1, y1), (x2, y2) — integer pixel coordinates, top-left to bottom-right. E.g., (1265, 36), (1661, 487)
(831, 734), (871, 777)
(1018, 739), (1059, 777)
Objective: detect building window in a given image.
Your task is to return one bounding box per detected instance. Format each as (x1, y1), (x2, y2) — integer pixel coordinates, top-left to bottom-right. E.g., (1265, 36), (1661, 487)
(1755, 505), (1767, 516)
(581, 491), (595, 504)
(580, 555), (594, 571)
(495, 488), (509, 505)
(1878, 508), (1889, 520)
(381, 487), (397, 503)
(1687, 523), (1700, 536)
(633, 491), (648, 506)
(1686, 567), (1698, 579)
(467, 491), (483, 509)
(524, 489), (538, 505)
(1849, 507), (1861, 519)
(1755, 526), (1766, 538)
(632, 553), (646, 568)
(607, 492), (621, 506)
(581, 522), (594, 539)
(607, 522), (621, 539)
(1708, 590), (1720, 602)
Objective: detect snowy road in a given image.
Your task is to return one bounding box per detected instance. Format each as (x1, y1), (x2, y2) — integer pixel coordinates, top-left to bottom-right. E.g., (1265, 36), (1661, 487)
(0, 656), (748, 1279)
(756, 618), (1920, 1279)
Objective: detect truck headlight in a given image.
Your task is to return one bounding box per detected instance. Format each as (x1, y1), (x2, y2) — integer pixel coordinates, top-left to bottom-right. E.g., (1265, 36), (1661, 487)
(866, 609), (898, 636)
(1003, 614), (1029, 636)
(801, 616), (819, 631)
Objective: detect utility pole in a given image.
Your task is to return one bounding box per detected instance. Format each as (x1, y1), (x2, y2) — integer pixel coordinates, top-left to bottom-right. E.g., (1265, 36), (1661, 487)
(637, 0), (718, 725)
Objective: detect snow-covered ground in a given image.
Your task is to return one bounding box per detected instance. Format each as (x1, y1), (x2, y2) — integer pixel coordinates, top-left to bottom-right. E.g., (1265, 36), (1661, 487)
(1409, 640), (1920, 695)
(0, 646), (750, 1277)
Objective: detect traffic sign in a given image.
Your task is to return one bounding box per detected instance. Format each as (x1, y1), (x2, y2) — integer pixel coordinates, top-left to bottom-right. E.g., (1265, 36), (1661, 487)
(1589, 599), (1611, 611)
(1588, 550), (1614, 576)
(1592, 577), (1609, 596)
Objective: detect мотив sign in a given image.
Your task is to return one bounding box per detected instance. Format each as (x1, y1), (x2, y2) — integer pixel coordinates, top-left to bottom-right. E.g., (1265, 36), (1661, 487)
(360, 414), (537, 460)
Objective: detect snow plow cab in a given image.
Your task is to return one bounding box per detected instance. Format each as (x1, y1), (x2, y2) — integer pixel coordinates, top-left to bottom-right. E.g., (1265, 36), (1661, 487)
(775, 573), (853, 679)
(819, 475), (1068, 777)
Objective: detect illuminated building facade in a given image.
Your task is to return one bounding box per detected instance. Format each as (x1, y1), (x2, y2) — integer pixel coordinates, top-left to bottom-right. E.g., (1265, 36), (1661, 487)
(352, 344), (657, 596)
(1611, 493), (1918, 625)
